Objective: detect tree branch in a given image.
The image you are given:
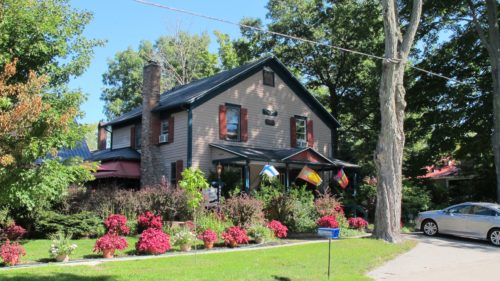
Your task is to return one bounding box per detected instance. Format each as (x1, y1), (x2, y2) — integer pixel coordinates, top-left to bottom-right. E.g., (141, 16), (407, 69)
(400, 0), (423, 60)
(467, 0), (494, 57)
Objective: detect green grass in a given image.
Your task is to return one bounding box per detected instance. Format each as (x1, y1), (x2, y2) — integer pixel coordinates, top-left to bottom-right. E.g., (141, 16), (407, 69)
(1, 239), (416, 281)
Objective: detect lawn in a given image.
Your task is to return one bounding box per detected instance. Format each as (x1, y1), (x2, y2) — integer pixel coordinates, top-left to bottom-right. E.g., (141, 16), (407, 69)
(1, 239), (415, 281)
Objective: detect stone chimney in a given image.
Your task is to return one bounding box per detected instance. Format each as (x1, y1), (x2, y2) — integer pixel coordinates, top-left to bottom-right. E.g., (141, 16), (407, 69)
(97, 122), (107, 150)
(140, 61), (162, 187)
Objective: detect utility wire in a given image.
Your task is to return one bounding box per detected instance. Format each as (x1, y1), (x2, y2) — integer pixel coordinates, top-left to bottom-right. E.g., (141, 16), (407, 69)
(134, 0), (467, 85)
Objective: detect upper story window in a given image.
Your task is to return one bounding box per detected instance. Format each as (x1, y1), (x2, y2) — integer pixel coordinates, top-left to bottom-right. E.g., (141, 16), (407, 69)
(263, 68), (275, 87)
(295, 117), (307, 148)
(160, 119), (169, 143)
(226, 105), (241, 141)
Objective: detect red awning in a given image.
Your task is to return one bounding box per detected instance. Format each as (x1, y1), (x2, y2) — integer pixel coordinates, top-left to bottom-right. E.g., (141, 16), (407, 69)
(93, 161), (140, 179)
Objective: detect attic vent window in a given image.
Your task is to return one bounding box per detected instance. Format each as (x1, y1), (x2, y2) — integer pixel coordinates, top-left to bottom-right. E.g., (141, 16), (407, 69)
(263, 68), (275, 87)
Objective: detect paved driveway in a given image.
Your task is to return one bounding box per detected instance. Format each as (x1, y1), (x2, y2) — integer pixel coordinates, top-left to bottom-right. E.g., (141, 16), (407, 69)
(367, 233), (500, 281)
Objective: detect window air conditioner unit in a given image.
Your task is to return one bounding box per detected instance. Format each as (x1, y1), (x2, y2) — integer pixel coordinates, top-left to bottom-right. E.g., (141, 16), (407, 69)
(297, 140), (307, 148)
(159, 134), (168, 143)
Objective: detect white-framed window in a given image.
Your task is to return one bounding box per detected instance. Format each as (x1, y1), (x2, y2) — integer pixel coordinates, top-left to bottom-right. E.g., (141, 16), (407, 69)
(295, 117), (307, 148)
(226, 105), (240, 141)
(263, 67), (275, 87)
(160, 119), (169, 143)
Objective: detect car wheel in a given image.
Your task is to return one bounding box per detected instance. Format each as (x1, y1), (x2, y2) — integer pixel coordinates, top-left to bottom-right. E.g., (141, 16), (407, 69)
(488, 229), (500, 246)
(422, 220), (438, 236)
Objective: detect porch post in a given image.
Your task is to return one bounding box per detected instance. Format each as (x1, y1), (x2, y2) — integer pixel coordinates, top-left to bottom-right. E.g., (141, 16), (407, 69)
(244, 160), (250, 193)
(285, 163), (290, 191)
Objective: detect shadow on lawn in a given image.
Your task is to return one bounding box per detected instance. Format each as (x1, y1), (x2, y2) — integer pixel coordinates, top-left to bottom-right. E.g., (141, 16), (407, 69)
(272, 275), (291, 281)
(0, 274), (116, 281)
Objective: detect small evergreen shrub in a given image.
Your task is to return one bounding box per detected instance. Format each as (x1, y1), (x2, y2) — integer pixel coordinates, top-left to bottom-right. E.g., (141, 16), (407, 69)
(136, 228), (171, 255)
(33, 211), (102, 238)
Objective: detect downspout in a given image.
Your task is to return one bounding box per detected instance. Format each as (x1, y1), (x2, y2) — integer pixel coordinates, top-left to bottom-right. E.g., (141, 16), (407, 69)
(187, 106), (193, 168)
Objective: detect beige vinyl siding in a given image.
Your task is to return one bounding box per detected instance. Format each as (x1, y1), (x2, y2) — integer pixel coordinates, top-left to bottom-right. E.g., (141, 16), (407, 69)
(111, 124), (133, 149)
(192, 70), (332, 174)
(158, 110), (188, 182)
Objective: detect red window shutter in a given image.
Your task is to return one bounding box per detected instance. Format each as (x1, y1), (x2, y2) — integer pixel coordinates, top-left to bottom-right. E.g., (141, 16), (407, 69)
(168, 116), (174, 143)
(307, 119), (314, 147)
(176, 159), (184, 184)
(130, 126), (136, 148)
(290, 117), (297, 148)
(151, 115), (161, 145)
(219, 105), (227, 140)
(240, 108), (248, 142)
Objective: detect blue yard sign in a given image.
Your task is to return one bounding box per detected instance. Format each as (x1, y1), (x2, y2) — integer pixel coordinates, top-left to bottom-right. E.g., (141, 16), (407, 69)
(317, 228), (340, 279)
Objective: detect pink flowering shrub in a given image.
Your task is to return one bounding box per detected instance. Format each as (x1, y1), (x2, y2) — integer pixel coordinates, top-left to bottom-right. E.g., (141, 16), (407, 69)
(348, 217), (368, 230)
(4, 224), (26, 241)
(93, 233), (128, 253)
(197, 229), (217, 243)
(316, 216), (339, 228)
(104, 214), (130, 235)
(0, 240), (26, 266)
(136, 228), (171, 255)
(266, 220), (288, 238)
(137, 211), (163, 232)
(222, 226), (249, 245)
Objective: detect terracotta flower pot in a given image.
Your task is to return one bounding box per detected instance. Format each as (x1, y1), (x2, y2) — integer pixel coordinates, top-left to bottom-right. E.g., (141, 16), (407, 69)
(180, 244), (192, 252)
(229, 240), (239, 248)
(55, 254), (69, 262)
(102, 249), (115, 258)
(204, 241), (214, 249)
(7, 257), (19, 266)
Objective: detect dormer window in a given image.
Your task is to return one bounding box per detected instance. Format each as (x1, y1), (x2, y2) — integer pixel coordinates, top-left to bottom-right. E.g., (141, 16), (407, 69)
(263, 67), (275, 87)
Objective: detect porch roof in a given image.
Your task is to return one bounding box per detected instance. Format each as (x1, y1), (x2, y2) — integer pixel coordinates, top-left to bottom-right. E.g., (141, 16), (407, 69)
(209, 144), (359, 168)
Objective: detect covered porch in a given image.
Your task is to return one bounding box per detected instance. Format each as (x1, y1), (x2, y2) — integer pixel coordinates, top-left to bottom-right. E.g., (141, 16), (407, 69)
(209, 143), (358, 192)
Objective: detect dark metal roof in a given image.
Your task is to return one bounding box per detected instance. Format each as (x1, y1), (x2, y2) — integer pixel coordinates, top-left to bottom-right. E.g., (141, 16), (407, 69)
(105, 56), (340, 128)
(91, 147), (141, 162)
(209, 144), (358, 168)
(35, 141), (92, 164)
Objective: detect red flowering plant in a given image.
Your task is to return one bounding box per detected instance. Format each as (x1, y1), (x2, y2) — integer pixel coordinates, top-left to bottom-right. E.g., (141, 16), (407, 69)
(136, 228), (171, 255)
(266, 220), (288, 238)
(222, 226), (249, 247)
(137, 211), (163, 233)
(316, 216), (339, 229)
(104, 214), (130, 235)
(0, 240), (26, 266)
(197, 229), (217, 243)
(93, 233), (128, 253)
(347, 217), (368, 230)
(4, 224), (26, 241)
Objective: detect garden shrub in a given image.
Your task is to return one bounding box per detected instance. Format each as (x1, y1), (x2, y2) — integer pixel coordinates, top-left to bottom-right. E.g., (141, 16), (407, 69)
(195, 212), (233, 237)
(137, 211), (163, 233)
(136, 228), (171, 255)
(248, 225), (275, 242)
(222, 226), (249, 245)
(221, 194), (264, 228)
(104, 214), (129, 235)
(33, 211), (103, 238)
(0, 240), (26, 266)
(316, 216), (339, 228)
(4, 224), (26, 241)
(348, 217), (368, 230)
(314, 194), (343, 217)
(266, 220), (288, 238)
(171, 227), (196, 248)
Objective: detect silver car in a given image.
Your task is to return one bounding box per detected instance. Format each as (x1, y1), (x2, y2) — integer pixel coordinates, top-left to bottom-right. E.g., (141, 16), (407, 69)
(415, 202), (500, 246)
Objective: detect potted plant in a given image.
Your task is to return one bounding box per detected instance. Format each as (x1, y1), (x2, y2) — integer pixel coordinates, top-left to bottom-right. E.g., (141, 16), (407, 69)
(136, 228), (171, 255)
(248, 225), (274, 244)
(0, 240), (26, 266)
(197, 229), (217, 249)
(49, 232), (78, 262)
(172, 227), (196, 252)
(222, 226), (249, 248)
(93, 233), (128, 258)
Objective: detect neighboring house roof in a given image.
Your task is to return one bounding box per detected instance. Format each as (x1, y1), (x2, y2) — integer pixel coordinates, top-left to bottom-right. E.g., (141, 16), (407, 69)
(105, 56), (340, 128)
(209, 144), (357, 168)
(35, 141), (92, 164)
(91, 147), (141, 162)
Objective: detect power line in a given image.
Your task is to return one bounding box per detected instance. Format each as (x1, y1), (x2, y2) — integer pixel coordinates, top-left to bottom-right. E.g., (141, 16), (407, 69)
(134, 0), (467, 85)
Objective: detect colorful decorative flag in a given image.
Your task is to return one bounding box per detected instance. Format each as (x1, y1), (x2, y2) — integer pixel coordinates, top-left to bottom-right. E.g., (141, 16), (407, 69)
(260, 164), (279, 178)
(334, 168), (349, 189)
(297, 166), (323, 186)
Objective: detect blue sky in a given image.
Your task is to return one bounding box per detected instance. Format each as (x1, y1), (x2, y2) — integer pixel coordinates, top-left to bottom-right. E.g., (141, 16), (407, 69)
(69, 0), (268, 124)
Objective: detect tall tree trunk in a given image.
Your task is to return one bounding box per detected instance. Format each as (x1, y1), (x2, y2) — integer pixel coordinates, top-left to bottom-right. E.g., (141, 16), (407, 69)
(327, 85), (339, 158)
(468, 0), (500, 203)
(374, 0), (422, 243)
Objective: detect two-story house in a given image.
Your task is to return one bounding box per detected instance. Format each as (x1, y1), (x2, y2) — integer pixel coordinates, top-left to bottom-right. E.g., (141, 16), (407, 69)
(94, 56), (357, 190)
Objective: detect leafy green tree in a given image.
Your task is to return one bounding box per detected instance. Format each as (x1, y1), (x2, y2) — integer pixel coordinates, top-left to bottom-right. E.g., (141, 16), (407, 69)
(178, 168), (209, 209)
